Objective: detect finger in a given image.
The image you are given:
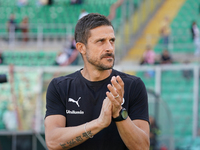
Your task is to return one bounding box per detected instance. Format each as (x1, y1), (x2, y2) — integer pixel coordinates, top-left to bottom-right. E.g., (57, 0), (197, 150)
(106, 91), (121, 106)
(101, 97), (112, 117)
(98, 97), (112, 128)
(111, 76), (121, 93)
(116, 76), (124, 90)
(106, 93), (122, 117)
(103, 97), (112, 109)
(107, 82), (122, 105)
(108, 76), (119, 95)
(116, 76), (124, 97)
(107, 83), (117, 95)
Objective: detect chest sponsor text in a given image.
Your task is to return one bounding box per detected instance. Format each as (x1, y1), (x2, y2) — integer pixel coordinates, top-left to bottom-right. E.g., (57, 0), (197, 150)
(66, 110), (84, 114)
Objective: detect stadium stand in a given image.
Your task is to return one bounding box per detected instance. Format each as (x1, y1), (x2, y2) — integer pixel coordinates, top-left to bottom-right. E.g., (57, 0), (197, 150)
(154, 0), (199, 54)
(0, 0), (146, 67)
(135, 67), (200, 149)
(125, 0), (200, 148)
(0, 0), (200, 150)
(2, 51), (57, 66)
(121, 0), (200, 63)
(0, 0), (145, 39)
(0, 0), (137, 66)
(0, 0), (122, 37)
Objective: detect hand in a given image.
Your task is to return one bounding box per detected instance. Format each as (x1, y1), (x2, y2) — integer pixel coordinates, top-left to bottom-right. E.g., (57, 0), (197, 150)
(97, 97), (112, 129)
(106, 76), (124, 118)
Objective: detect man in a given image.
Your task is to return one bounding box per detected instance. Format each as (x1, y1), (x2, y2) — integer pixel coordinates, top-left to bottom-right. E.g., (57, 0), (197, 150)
(0, 51), (3, 65)
(78, 9), (89, 20)
(7, 14), (18, 33)
(191, 21), (200, 56)
(0, 74), (7, 83)
(45, 13), (150, 150)
(160, 16), (171, 47)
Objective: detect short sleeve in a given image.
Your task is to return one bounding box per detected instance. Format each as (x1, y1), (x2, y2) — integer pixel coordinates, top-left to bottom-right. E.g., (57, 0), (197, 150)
(45, 78), (66, 118)
(128, 78), (149, 123)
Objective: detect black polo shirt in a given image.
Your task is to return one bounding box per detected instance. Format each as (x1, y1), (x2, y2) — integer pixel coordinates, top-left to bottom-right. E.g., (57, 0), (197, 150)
(45, 69), (149, 150)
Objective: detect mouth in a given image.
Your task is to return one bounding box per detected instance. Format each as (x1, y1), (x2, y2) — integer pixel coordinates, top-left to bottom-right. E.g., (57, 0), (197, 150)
(104, 56), (113, 59)
(101, 53), (114, 60)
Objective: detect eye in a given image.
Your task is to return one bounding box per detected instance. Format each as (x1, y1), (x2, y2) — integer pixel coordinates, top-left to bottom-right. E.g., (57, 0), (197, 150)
(98, 39), (104, 43)
(110, 38), (115, 43)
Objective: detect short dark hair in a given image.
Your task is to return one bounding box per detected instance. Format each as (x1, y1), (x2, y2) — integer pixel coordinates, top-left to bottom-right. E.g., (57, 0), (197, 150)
(74, 13), (113, 45)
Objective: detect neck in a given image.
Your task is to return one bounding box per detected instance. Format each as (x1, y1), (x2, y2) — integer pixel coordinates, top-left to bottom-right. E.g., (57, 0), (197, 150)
(81, 66), (112, 81)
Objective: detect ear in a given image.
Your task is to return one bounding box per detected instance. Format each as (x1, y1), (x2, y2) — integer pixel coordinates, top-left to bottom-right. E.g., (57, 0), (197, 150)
(76, 42), (86, 55)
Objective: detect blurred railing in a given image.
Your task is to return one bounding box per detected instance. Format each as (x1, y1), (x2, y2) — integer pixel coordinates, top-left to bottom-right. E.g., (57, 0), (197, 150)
(146, 35), (194, 51)
(0, 24), (74, 50)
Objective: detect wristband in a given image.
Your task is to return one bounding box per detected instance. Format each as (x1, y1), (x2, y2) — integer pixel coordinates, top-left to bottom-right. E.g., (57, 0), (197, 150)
(84, 122), (93, 138)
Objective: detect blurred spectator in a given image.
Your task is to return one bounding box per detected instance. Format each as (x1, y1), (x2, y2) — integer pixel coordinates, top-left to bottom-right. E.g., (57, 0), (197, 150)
(63, 37), (76, 57)
(78, 9), (89, 20)
(55, 51), (68, 66)
(7, 14), (19, 33)
(47, 0), (53, 5)
(20, 17), (29, 42)
(160, 49), (172, 64)
(17, 0), (28, 7)
(149, 116), (160, 150)
(191, 21), (200, 56)
(182, 60), (193, 80)
(70, 37), (76, 50)
(160, 16), (171, 47)
(0, 74), (7, 83)
(68, 37), (76, 51)
(140, 45), (156, 65)
(0, 51), (3, 65)
(140, 45), (156, 78)
(107, 0), (124, 21)
(2, 104), (18, 130)
(160, 145), (168, 150)
(56, 38), (79, 66)
(37, 0), (48, 6)
(70, 0), (83, 4)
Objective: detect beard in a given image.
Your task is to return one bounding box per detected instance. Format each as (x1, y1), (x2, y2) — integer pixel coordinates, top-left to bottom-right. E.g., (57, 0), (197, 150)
(86, 52), (115, 70)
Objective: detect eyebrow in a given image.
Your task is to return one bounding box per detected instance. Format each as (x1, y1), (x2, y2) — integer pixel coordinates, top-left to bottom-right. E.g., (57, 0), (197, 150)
(96, 38), (105, 42)
(94, 37), (115, 43)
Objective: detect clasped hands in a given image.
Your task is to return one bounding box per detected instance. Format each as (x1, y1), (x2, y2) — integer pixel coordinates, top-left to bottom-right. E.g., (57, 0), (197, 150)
(98, 75), (125, 128)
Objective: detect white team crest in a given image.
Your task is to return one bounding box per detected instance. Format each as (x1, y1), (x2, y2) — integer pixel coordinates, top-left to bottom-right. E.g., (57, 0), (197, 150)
(68, 97), (81, 107)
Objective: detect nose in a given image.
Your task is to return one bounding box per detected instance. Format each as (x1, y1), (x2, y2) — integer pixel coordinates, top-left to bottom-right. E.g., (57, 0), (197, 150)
(105, 41), (114, 52)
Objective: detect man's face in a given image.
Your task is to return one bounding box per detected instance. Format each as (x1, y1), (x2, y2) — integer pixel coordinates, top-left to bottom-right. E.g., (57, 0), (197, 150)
(84, 25), (115, 70)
